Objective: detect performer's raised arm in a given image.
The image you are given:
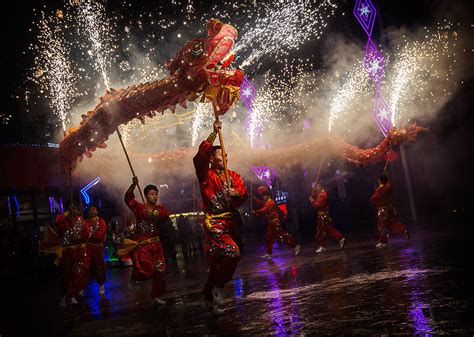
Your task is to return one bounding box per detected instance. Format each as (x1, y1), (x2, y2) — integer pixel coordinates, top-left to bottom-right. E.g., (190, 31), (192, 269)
(193, 120), (220, 183)
(125, 176), (140, 210)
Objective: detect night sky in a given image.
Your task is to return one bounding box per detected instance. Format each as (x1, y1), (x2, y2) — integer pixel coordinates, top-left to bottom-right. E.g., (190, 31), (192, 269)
(0, 0), (472, 222)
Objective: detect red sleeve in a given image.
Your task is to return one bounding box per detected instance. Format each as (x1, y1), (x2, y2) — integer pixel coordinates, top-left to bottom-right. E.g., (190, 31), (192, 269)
(255, 199), (274, 216)
(193, 140), (212, 183)
(125, 187), (141, 216)
(312, 191), (327, 209)
(370, 186), (383, 205)
(230, 171), (248, 208)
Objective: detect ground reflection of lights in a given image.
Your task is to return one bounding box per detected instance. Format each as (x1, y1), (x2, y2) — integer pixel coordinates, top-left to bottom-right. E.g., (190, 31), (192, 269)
(265, 269), (303, 336)
(399, 248), (434, 336)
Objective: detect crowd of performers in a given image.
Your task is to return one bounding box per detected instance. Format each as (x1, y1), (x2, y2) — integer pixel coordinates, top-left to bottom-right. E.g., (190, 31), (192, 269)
(43, 120), (409, 315)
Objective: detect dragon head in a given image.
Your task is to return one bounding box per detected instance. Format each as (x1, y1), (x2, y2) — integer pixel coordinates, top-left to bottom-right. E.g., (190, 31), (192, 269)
(204, 18), (238, 70)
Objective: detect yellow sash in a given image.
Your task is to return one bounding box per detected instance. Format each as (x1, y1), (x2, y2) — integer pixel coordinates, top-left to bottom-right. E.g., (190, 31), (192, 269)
(40, 242), (87, 266)
(117, 236), (160, 257)
(204, 212), (233, 231)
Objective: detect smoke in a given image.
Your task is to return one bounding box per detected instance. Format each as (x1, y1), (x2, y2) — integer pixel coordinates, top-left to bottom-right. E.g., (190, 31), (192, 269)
(44, 0), (471, 212)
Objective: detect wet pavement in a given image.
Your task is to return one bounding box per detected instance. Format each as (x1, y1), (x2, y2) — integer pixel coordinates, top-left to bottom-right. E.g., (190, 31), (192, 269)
(3, 228), (474, 336)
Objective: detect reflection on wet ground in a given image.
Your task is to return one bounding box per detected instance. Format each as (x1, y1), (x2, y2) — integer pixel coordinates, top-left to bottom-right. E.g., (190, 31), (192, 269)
(5, 229), (473, 336)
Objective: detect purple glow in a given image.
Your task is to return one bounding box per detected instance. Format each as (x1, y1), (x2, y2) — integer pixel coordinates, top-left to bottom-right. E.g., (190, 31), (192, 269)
(251, 165), (276, 188)
(59, 198), (64, 213)
(364, 38), (385, 86)
(372, 90), (393, 137)
(240, 76), (256, 110)
(13, 195), (20, 217)
(48, 196), (55, 213)
(303, 119), (311, 129)
(353, 0), (376, 37)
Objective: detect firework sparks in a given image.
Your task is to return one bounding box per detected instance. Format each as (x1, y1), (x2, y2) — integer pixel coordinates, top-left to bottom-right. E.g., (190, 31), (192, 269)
(328, 62), (371, 132)
(235, 0), (337, 69)
(77, 1), (116, 90)
(31, 11), (79, 132)
(191, 102), (213, 146)
(387, 23), (457, 127)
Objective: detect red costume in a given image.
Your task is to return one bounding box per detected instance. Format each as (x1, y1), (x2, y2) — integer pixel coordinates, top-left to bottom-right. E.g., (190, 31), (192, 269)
(125, 188), (170, 299)
(311, 189), (343, 247)
(55, 213), (90, 299)
(85, 217), (107, 287)
(193, 138), (248, 300)
(254, 198), (296, 255)
(370, 181), (406, 243)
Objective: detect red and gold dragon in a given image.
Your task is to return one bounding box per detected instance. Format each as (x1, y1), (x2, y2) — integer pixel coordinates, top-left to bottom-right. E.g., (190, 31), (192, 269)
(60, 18), (244, 169)
(60, 18), (427, 171)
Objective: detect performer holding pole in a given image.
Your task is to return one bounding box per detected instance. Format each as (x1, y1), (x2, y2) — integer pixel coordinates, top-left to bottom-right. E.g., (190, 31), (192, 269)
(371, 169), (410, 248)
(309, 183), (346, 253)
(121, 177), (170, 305)
(253, 186), (300, 259)
(193, 119), (248, 315)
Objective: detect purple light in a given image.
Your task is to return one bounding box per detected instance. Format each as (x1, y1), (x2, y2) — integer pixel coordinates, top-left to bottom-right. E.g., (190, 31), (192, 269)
(13, 195), (20, 217)
(372, 90), (393, 137)
(240, 76), (256, 110)
(251, 165), (276, 188)
(48, 196), (55, 213)
(59, 198), (64, 213)
(303, 119), (311, 129)
(364, 38), (385, 86)
(353, 0), (376, 37)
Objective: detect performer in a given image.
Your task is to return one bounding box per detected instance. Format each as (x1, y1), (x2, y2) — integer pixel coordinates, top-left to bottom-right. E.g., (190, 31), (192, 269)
(370, 171), (409, 247)
(123, 177), (170, 305)
(55, 205), (90, 306)
(253, 187), (300, 259)
(309, 183), (346, 253)
(85, 206), (107, 295)
(193, 120), (248, 315)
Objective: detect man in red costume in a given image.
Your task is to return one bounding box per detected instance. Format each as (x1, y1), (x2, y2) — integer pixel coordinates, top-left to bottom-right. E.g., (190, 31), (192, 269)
(84, 206), (107, 295)
(309, 183), (346, 253)
(370, 172), (409, 248)
(124, 178), (170, 305)
(55, 205), (90, 307)
(253, 187), (300, 259)
(193, 120), (248, 315)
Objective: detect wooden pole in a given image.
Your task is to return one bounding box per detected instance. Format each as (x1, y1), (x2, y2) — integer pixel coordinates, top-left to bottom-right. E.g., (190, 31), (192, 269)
(311, 156), (325, 195)
(215, 117), (232, 188)
(116, 127), (145, 204)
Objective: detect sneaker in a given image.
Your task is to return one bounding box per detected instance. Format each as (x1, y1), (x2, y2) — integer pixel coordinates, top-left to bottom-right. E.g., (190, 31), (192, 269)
(315, 247), (326, 253)
(376, 242), (387, 248)
(212, 287), (225, 306)
(152, 297), (166, 305)
(405, 230), (410, 240)
(213, 305), (226, 315)
(59, 296), (66, 308)
(294, 245), (301, 256)
(260, 253), (272, 259)
(339, 237), (346, 249)
(70, 297), (79, 305)
(99, 285), (105, 295)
